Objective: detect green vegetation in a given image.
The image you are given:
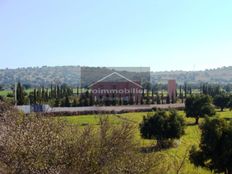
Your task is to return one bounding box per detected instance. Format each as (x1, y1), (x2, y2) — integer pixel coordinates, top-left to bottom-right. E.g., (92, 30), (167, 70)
(1, 99), (232, 174)
(185, 95), (216, 124)
(190, 116), (232, 174)
(1, 66), (232, 87)
(213, 94), (230, 111)
(139, 110), (185, 148)
(0, 103), (159, 174)
(58, 110), (232, 174)
(0, 90), (10, 97)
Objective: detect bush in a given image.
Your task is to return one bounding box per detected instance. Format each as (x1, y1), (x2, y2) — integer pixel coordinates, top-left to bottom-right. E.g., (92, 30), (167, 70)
(0, 102), (161, 174)
(190, 117), (232, 174)
(139, 110), (185, 148)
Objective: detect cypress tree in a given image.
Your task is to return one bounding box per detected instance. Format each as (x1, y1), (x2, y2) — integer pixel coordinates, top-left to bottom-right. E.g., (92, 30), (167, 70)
(64, 96), (71, 107)
(72, 98), (78, 107)
(50, 84), (53, 98)
(42, 86), (45, 101)
(179, 85), (182, 98)
(161, 92), (164, 104)
(171, 92), (175, 104)
(151, 89), (155, 104)
(119, 95), (122, 106)
(129, 93), (134, 105)
(89, 92), (94, 106)
(16, 82), (24, 105)
(54, 98), (60, 107)
(77, 87), (79, 96)
(184, 82), (187, 98)
(33, 88), (37, 104)
(156, 93), (161, 104)
(166, 95), (170, 104)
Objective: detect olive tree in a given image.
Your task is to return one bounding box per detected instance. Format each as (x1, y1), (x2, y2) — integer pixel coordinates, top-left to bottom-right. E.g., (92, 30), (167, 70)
(140, 110), (185, 148)
(185, 94), (215, 124)
(190, 117), (232, 174)
(213, 94), (230, 111)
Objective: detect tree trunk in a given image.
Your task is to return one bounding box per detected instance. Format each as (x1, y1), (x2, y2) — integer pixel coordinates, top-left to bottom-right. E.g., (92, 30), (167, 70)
(221, 107), (224, 112)
(195, 117), (199, 125)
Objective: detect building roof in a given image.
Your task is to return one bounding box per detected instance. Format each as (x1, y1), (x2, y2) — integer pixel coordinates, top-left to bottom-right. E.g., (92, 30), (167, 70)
(89, 72), (143, 88)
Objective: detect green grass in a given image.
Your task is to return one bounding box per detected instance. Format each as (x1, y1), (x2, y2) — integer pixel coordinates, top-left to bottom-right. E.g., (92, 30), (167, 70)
(0, 90), (11, 97)
(0, 89), (34, 97)
(59, 110), (232, 174)
(61, 114), (123, 125)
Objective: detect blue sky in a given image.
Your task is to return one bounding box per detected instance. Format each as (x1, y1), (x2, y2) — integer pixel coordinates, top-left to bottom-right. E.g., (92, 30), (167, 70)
(0, 0), (232, 71)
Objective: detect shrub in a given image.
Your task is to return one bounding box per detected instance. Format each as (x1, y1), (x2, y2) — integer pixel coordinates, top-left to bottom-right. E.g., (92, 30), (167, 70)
(0, 102), (161, 174)
(140, 110), (185, 148)
(190, 117), (232, 174)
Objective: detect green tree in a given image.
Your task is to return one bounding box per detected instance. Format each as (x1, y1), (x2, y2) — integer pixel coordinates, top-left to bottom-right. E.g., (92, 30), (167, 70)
(140, 110), (185, 148)
(89, 92), (94, 106)
(16, 82), (25, 105)
(129, 93), (134, 105)
(184, 82), (187, 98)
(33, 89), (37, 104)
(185, 95), (215, 124)
(72, 98), (78, 107)
(190, 117), (232, 174)
(161, 92), (164, 104)
(60, 96), (70, 107)
(229, 96), (232, 111)
(156, 93), (161, 104)
(213, 94), (230, 111)
(146, 96), (150, 105)
(151, 89), (155, 104)
(171, 92), (175, 104)
(166, 95), (170, 104)
(54, 98), (60, 107)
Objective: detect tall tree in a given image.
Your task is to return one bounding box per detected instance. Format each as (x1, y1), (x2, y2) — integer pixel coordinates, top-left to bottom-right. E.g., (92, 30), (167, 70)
(184, 83), (187, 98)
(161, 92), (164, 104)
(16, 82), (24, 105)
(166, 95), (170, 104)
(156, 93), (161, 104)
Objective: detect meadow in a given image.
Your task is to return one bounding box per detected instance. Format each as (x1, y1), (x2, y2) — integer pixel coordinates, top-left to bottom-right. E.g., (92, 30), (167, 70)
(0, 90), (11, 97)
(60, 110), (232, 174)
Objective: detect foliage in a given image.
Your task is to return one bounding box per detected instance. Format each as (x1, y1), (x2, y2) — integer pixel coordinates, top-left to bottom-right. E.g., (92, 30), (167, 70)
(0, 103), (159, 174)
(1, 66), (232, 90)
(140, 110), (185, 148)
(16, 82), (25, 105)
(185, 94), (215, 124)
(213, 94), (230, 111)
(190, 117), (232, 174)
(228, 96), (232, 111)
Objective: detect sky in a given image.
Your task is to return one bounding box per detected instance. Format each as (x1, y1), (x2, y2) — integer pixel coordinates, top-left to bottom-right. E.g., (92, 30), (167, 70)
(0, 0), (232, 71)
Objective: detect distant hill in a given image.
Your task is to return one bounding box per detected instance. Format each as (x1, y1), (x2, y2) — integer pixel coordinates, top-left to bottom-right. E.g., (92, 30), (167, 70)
(0, 66), (232, 88)
(151, 66), (232, 84)
(0, 66), (81, 88)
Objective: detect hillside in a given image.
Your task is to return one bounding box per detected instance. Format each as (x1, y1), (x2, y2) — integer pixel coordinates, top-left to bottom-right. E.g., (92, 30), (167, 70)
(0, 66), (232, 88)
(151, 66), (232, 84)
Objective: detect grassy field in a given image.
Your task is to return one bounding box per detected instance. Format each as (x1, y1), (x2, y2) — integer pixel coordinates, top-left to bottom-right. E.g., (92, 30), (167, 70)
(60, 110), (232, 174)
(0, 89), (34, 97)
(0, 90), (11, 97)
